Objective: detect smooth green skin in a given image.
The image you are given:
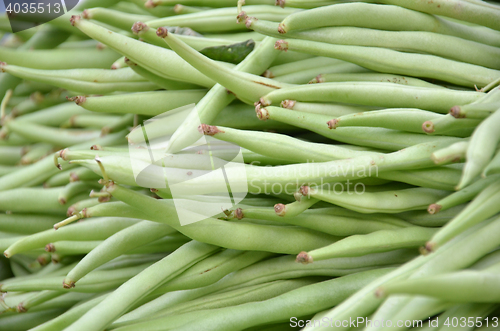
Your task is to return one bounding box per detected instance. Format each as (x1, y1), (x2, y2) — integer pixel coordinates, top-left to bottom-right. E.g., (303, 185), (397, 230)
(382, 271), (500, 303)
(0, 263), (152, 292)
(10, 91), (69, 117)
(118, 250), (274, 323)
(122, 278), (319, 328)
(59, 181), (99, 205)
(278, 2), (500, 47)
(0, 146), (23, 165)
(147, 5), (297, 32)
(308, 216), (500, 331)
(20, 143), (54, 165)
(431, 140), (469, 165)
(429, 179), (500, 249)
(64, 220), (176, 286)
(267, 56), (345, 77)
(286, 101), (376, 117)
(107, 183), (340, 254)
(273, 62), (368, 84)
(262, 106), (458, 151)
(332, 108), (442, 133)
(160, 32), (287, 105)
(125, 60), (202, 90)
(112, 249), (417, 330)
(314, 72), (441, 88)
(458, 107), (500, 188)
(77, 90), (207, 116)
(0, 47), (121, 69)
(484, 149), (500, 176)
(279, 197), (319, 217)
(433, 174), (500, 212)
(64, 241), (220, 331)
(0, 165), (20, 176)
(251, 19), (500, 70)
(72, 17), (215, 88)
(425, 114), (480, 137)
(260, 83), (482, 113)
(127, 269), (394, 331)
(0, 64), (161, 95)
(29, 294), (107, 331)
(19, 290), (63, 311)
(239, 207), (412, 237)
(307, 227), (438, 260)
(306, 186), (450, 214)
(378, 166), (462, 191)
(3, 217), (139, 257)
(210, 125), (380, 163)
(0, 308), (66, 331)
(0, 187), (87, 215)
(162, 36), (282, 153)
(277, 38), (500, 88)
(64, 114), (123, 130)
(13, 102), (92, 127)
(377, 0), (500, 32)
(84, 7), (155, 31)
(458, 101), (500, 119)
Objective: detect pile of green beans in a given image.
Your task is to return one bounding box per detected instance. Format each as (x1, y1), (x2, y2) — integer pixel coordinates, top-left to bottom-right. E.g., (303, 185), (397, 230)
(0, 0), (500, 330)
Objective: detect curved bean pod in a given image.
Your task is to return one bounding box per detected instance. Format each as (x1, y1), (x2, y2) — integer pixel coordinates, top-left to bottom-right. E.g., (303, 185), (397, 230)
(83, 7), (155, 31)
(452, 101), (500, 119)
(282, 100), (376, 117)
(273, 39), (500, 88)
(277, 2), (500, 47)
(458, 106), (500, 188)
(312, 72), (442, 88)
(301, 227), (438, 262)
(258, 83), (482, 113)
(63, 220), (176, 287)
(483, 149), (500, 176)
(3, 218), (139, 258)
(430, 140), (469, 165)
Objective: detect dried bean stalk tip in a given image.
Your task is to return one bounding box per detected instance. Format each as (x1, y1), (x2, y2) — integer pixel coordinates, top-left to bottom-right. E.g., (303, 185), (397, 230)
(422, 120), (435, 133)
(296, 251), (313, 264)
(45, 243), (56, 252)
(281, 99), (295, 109)
(274, 203), (286, 216)
(82, 10), (92, 19)
(63, 280), (76, 289)
(198, 124), (223, 136)
(237, 11), (248, 24)
(427, 203), (442, 215)
(255, 105), (269, 120)
(327, 119), (339, 129)
(132, 22), (149, 35)
(276, 0), (285, 9)
(16, 303), (27, 313)
(234, 208), (244, 220)
(145, 0), (156, 8)
(0, 62), (6, 72)
(70, 15), (81, 27)
(156, 27), (169, 38)
(449, 105), (463, 118)
(275, 40), (289, 51)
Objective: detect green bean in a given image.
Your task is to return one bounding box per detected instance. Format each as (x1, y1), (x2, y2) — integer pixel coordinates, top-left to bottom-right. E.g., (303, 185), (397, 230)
(19, 143), (54, 165)
(0, 146), (23, 165)
(258, 106), (458, 150)
(277, 3), (500, 47)
(301, 227), (438, 262)
(435, 303), (498, 331)
(124, 278), (319, 328)
(71, 16), (215, 87)
(282, 100), (376, 117)
(483, 149), (500, 176)
(423, 114), (481, 137)
(118, 251), (273, 323)
(131, 269), (395, 331)
(203, 124), (379, 163)
(0, 263), (152, 292)
(330, 108), (441, 133)
(376, 0), (500, 31)
(301, 186), (450, 214)
(264, 56), (346, 78)
(12, 81), (55, 97)
(429, 175), (500, 214)
(62, 114), (122, 130)
(258, 83), (482, 113)
(451, 101), (500, 119)
(17, 290), (63, 312)
(237, 206), (413, 235)
(63, 220), (176, 287)
(147, 6), (297, 33)
(83, 7), (155, 31)
(0, 308), (66, 331)
(3, 218), (139, 258)
(251, 18), (500, 70)
(0, 46), (121, 70)
(431, 140), (469, 165)
(274, 39), (500, 88)
(377, 166), (462, 191)
(308, 215), (500, 331)
(0, 214), (60, 234)
(9, 90), (69, 118)
(427, 179), (500, 251)
(158, 29), (286, 104)
(274, 197), (319, 217)
(154, 36), (282, 153)
(63, 241), (220, 331)
(12, 102), (91, 127)
(105, 182), (339, 254)
(458, 106), (500, 188)
(275, 62), (369, 85)
(312, 72), (442, 88)
(75, 90), (206, 116)
(0, 165), (21, 176)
